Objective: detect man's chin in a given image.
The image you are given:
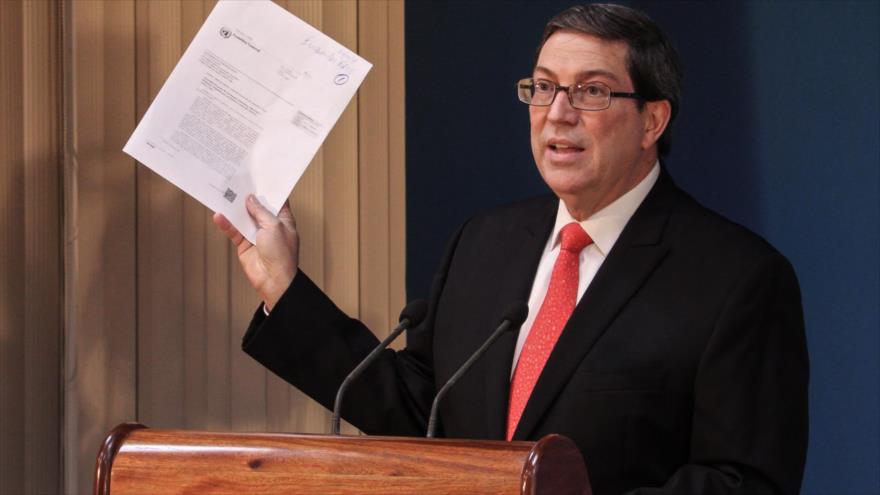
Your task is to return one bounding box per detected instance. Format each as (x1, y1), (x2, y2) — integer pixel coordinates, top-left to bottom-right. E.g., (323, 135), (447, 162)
(542, 173), (594, 199)
(548, 184), (593, 207)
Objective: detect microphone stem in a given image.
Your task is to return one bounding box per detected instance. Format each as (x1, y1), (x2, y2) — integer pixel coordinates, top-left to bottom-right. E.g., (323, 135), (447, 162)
(331, 318), (410, 435)
(426, 320), (512, 438)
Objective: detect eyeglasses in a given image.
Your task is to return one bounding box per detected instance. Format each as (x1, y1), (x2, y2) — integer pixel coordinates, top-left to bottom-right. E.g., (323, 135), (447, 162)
(516, 78), (641, 111)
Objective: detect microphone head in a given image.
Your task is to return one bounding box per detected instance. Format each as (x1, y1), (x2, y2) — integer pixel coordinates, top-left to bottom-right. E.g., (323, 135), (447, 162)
(399, 299), (429, 326)
(501, 301), (529, 329)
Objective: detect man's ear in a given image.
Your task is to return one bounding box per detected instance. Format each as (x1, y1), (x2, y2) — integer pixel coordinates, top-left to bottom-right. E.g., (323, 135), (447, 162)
(641, 99), (672, 150)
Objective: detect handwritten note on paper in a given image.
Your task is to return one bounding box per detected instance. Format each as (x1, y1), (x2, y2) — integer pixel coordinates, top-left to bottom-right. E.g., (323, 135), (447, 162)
(123, 0), (371, 243)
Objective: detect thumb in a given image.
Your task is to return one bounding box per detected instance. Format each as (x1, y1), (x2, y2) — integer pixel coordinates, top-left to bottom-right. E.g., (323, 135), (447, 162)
(245, 194), (277, 228)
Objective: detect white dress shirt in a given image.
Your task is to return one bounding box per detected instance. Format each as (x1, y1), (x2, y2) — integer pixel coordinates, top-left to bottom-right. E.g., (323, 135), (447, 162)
(511, 162), (660, 374)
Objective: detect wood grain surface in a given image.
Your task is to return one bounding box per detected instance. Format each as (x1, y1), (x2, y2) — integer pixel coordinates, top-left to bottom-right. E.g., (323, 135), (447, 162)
(96, 425), (591, 494)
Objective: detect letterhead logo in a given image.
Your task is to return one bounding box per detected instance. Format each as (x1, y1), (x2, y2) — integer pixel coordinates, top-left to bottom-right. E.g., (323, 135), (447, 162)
(219, 27), (232, 39)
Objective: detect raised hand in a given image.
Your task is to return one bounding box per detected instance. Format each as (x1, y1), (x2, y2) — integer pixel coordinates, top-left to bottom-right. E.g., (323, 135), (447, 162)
(213, 195), (299, 311)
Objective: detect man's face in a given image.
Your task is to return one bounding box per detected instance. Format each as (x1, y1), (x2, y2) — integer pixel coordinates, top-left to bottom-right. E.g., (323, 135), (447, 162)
(530, 30), (657, 218)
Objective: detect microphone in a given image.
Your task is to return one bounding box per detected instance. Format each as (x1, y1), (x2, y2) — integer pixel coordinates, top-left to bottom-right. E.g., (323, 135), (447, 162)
(426, 301), (529, 438)
(330, 299), (428, 435)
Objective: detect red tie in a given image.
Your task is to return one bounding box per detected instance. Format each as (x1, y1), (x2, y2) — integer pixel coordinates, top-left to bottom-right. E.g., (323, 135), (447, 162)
(507, 222), (592, 440)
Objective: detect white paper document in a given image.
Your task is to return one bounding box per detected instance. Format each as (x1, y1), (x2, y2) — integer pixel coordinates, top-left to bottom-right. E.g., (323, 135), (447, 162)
(124, 0), (371, 242)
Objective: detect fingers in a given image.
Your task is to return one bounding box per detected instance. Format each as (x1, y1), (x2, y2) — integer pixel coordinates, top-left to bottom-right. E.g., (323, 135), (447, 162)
(245, 195), (279, 228)
(212, 211), (231, 230)
(217, 196), (297, 251)
(213, 212), (250, 250)
(278, 199), (293, 217)
(277, 199), (297, 230)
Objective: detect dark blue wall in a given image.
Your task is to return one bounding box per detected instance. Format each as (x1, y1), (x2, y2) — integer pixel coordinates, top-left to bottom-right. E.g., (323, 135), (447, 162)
(405, 1), (879, 493)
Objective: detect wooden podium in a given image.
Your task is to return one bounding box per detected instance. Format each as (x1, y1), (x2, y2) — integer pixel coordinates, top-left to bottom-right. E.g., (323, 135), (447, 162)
(94, 423), (591, 494)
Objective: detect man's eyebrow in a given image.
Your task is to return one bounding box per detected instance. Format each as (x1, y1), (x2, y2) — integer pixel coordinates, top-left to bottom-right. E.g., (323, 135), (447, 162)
(533, 65), (558, 79)
(533, 66), (622, 83)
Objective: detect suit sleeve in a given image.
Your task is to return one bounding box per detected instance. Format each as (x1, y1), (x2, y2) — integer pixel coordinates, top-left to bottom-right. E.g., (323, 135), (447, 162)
(625, 252), (809, 495)
(240, 222), (467, 437)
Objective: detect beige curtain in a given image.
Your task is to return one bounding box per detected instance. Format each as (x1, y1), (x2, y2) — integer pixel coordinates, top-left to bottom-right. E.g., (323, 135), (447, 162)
(0, 1), (405, 493)
(0, 1), (63, 494)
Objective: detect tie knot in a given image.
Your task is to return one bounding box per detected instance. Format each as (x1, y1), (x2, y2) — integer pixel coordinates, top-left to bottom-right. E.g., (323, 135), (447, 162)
(559, 222), (592, 253)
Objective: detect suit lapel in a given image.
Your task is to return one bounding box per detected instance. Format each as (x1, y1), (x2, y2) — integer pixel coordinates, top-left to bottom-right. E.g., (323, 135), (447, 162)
(481, 197), (557, 440)
(512, 172), (678, 440)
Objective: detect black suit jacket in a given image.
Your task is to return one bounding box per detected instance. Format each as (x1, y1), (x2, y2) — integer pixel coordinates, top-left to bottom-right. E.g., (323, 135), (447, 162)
(243, 171), (808, 494)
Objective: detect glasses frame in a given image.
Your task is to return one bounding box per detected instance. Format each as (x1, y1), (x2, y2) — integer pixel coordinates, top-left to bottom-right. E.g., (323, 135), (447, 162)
(517, 78), (641, 111)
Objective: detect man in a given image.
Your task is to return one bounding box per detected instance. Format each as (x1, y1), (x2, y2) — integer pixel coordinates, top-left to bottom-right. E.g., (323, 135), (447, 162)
(214, 4), (808, 494)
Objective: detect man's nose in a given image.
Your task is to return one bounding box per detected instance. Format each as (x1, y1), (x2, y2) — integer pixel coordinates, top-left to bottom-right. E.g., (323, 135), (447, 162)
(546, 89), (580, 125)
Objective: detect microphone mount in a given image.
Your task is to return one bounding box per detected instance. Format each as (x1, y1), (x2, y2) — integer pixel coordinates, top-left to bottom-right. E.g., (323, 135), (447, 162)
(426, 301), (528, 438)
(330, 299), (428, 435)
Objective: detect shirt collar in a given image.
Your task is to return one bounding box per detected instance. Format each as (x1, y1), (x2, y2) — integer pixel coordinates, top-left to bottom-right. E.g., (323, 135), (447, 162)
(549, 161), (660, 257)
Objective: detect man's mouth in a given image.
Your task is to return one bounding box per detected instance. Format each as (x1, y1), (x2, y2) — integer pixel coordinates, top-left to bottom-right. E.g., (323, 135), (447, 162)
(548, 142), (584, 153)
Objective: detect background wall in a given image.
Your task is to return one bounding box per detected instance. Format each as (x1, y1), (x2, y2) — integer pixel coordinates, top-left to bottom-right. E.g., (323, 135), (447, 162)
(0, 1), (405, 493)
(405, 1), (879, 494)
(0, 2), (62, 494)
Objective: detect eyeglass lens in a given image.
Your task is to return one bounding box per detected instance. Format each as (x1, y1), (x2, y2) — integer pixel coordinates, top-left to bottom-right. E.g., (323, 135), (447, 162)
(517, 79), (612, 111)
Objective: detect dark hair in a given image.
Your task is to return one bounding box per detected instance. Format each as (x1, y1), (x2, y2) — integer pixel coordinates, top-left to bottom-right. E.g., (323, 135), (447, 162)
(539, 4), (682, 156)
